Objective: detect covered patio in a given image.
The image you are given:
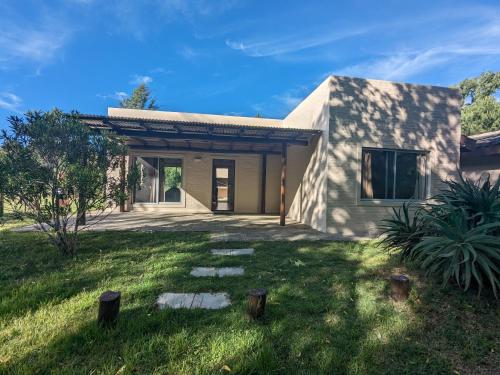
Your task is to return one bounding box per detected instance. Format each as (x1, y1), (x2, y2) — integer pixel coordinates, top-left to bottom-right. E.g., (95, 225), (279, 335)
(79, 111), (321, 226)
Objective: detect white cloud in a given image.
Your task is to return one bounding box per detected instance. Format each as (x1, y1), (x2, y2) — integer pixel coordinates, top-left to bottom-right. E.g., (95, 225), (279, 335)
(273, 92), (302, 110)
(130, 75), (153, 85)
(97, 92), (128, 101)
(226, 28), (369, 57)
(178, 46), (202, 60)
(0, 92), (23, 113)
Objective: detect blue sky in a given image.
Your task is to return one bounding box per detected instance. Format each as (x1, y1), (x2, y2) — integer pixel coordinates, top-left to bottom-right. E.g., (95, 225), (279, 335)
(1, 0), (499, 130)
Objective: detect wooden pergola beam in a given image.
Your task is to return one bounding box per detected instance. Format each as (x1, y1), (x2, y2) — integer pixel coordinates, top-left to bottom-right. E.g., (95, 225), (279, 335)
(280, 143), (287, 226)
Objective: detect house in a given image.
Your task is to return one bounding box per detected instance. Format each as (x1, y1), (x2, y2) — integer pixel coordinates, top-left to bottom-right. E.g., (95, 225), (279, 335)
(460, 130), (500, 181)
(80, 75), (462, 239)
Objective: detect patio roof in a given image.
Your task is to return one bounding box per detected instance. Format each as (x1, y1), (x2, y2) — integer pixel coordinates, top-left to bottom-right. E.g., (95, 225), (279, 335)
(461, 130), (500, 156)
(78, 114), (321, 155)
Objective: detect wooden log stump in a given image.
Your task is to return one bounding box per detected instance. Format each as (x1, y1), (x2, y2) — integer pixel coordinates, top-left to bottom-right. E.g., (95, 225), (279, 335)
(247, 288), (267, 319)
(98, 291), (121, 326)
(390, 275), (410, 301)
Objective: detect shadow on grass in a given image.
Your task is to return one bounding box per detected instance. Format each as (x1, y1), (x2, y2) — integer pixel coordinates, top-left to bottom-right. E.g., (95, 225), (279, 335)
(1, 234), (498, 374)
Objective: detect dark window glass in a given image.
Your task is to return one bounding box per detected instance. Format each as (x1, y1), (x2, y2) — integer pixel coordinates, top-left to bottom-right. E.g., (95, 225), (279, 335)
(361, 149), (426, 200)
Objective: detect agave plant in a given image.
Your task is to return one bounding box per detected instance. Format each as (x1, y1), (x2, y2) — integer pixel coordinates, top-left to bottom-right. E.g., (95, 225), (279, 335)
(379, 203), (428, 259)
(435, 173), (500, 229)
(411, 212), (500, 298)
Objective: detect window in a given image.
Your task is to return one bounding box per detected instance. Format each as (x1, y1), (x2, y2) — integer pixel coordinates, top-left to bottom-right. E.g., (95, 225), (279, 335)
(361, 148), (427, 200)
(133, 157), (183, 204)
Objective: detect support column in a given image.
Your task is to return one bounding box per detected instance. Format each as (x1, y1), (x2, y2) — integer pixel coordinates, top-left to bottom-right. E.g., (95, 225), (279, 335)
(280, 143), (287, 226)
(119, 154), (126, 212)
(260, 153), (267, 214)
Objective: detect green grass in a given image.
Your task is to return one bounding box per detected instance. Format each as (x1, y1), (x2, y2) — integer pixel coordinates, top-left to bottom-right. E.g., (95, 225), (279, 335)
(0, 230), (498, 374)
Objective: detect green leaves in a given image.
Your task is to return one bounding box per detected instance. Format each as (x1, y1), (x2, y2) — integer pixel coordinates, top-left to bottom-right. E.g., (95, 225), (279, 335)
(380, 175), (500, 298)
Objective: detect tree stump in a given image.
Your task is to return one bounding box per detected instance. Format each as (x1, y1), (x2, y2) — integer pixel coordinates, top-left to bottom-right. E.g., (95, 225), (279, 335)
(247, 288), (267, 319)
(390, 275), (410, 301)
(98, 291), (121, 326)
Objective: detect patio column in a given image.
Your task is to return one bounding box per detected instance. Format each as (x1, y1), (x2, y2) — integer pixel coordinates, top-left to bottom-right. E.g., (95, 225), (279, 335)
(280, 143), (287, 226)
(260, 153), (267, 214)
(119, 153), (126, 212)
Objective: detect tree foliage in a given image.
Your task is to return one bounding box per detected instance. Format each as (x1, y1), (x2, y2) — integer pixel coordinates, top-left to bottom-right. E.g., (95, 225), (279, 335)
(457, 71), (500, 135)
(120, 84), (158, 110)
(0, 110), (129, 255)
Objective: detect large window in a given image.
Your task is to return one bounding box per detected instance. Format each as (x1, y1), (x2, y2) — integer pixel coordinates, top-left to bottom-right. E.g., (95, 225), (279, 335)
(361, 148), (427, 200)
(133, 157), (183, 204)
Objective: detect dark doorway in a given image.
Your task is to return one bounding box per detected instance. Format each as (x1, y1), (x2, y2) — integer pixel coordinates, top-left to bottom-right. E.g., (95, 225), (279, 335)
(212, 159), (235, 212)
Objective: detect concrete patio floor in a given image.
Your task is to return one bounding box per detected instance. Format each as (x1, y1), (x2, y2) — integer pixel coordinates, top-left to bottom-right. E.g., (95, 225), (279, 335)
(16, 210), (334, 241)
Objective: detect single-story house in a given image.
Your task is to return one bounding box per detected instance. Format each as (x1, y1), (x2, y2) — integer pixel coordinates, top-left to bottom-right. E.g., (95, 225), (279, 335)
(460, 130), (500, 181)
(80, 75), (462, 239)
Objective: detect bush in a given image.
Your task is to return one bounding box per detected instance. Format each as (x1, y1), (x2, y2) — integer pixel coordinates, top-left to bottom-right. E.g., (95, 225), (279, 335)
(380, 174), (500, 297)
(379, 203), (427, 260)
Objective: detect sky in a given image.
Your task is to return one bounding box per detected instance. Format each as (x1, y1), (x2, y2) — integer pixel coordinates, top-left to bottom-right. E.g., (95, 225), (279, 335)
(0, 0), (499, 130)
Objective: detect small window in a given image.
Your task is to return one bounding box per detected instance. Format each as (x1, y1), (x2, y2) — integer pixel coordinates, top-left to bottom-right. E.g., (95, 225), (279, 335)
(361, 148), (427, 200)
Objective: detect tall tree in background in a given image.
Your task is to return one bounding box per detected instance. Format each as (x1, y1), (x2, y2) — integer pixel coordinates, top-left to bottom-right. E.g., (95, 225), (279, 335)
(120, 84), (158, 110)
(458, 71), (500, 135)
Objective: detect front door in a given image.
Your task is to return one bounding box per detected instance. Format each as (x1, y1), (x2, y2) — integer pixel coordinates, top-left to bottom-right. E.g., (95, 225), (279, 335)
(211, 159), (235, 212)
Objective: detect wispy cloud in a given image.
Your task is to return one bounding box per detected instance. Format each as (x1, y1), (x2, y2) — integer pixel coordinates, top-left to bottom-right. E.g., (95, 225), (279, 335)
(226, 28), (368, 57)
(0, 92), (23, 113)
(130, 74), (153, 85)
(97, 92), (128, 101)
(0, 18), (71, 69)
(178, 46), (203, 60)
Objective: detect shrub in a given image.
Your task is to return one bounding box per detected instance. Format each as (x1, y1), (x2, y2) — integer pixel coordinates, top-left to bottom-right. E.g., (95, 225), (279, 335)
(411, 213), (500, 298)
(379, 203), (427, 260)
(380, 174), (500, 297)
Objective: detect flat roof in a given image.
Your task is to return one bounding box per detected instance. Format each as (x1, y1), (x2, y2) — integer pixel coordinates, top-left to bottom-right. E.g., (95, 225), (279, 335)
(107, 107), (283, 128)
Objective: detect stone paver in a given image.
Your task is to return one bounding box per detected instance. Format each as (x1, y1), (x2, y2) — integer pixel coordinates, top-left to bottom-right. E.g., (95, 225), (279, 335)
(190, 267), (245, 277)
(211, 248), (254, 256)
(156, 292), (231, 310)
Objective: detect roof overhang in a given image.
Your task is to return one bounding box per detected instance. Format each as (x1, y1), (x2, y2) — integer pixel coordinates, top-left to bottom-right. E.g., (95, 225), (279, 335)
(78, 114), (321, 155)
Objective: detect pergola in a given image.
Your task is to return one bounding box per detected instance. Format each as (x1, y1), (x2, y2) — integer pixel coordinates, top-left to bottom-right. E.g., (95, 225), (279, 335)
(79, 114), (321, 226)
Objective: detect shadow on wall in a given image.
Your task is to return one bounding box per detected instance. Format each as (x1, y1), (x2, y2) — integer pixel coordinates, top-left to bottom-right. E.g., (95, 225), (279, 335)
(285, 75), (462, 238)
(326, 76), (461, 238)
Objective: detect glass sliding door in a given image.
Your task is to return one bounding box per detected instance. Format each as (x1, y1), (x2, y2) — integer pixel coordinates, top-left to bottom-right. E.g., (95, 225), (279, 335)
(134, 157), (158, 203)
(133, 156), (184, 205)
(211, 159), (235, 212)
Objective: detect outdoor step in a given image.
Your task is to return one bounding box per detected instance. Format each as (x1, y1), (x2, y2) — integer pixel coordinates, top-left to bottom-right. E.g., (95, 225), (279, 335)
(210, 248), (254, 256)
(190, 267), (244, 277)
(156, 292), (231, 310)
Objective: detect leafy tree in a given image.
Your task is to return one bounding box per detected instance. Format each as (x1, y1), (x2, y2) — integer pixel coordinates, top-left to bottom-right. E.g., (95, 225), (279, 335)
(120, 83), (158, 110)
(0, 110), (129, 255)
(457, 71), (500, 135)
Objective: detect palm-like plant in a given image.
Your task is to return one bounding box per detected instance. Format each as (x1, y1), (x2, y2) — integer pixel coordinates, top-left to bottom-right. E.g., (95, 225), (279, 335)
(379, 203), (427, 259)
(410, 213), (500, 298)
(434, 174), (500, 229)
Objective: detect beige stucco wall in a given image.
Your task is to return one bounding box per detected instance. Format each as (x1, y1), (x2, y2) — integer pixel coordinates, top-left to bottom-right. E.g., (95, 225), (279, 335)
(126, 150), (281, 214)
(283, 78), (331, 232)
(325, 75), (462, 238)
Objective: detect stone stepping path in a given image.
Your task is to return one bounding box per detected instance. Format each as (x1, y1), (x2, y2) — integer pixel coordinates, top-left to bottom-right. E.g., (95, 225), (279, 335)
(156, 292), (231, 310)
(190, 267), (244, 277)
(210, 248), (254, 256)
(157, 248), (254, 310)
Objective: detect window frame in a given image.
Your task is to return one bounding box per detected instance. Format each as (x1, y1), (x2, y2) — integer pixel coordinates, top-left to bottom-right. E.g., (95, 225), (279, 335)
(131, 154), (186, 207)
(358, 147), (430, 205)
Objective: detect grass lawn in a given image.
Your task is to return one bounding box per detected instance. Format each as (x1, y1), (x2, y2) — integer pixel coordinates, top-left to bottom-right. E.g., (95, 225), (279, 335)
(0, 229), (498, 374)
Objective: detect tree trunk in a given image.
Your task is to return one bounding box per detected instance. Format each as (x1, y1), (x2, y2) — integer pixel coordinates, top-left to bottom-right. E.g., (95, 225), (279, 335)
(247, 288), (267, 319)
(0, 193), (3, 217)
(98, 290), (121, 326)
(390, 275), (410, 301)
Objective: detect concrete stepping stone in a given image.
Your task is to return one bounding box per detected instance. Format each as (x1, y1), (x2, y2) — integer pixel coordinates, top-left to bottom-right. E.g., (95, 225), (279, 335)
(156, 292), (231, 310)
(190, 267), (244, 277)
(210, 248), (254, 256)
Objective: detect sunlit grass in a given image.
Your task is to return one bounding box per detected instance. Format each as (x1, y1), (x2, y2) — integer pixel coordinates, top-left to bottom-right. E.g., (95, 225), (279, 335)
(0, 230), (498, 374)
